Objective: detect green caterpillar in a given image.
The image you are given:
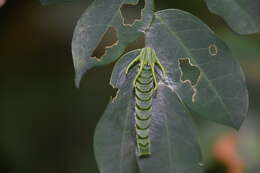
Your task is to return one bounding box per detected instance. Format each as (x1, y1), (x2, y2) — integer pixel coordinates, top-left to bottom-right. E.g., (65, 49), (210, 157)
(126, 48), (166, 157)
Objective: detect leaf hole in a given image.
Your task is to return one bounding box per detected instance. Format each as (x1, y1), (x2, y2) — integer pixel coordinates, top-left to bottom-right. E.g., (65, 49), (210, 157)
(209, 44), (218, 56)
(179, 58), (200, 86)
(179, 58), (201, 102)
(120, 0), (145, 26)
(91, 27), (118, 59)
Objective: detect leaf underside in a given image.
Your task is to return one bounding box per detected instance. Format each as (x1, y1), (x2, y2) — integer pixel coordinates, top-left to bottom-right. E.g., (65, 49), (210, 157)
(206, 0), (260, 34)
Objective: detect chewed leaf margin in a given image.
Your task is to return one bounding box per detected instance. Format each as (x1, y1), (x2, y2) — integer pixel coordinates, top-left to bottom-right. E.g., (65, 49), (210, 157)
(72, 0), (154, 87)
(145, 9), (248, 129)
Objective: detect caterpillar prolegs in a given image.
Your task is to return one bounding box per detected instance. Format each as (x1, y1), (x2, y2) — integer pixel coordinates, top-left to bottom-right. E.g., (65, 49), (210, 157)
(125, 48), (166, 157)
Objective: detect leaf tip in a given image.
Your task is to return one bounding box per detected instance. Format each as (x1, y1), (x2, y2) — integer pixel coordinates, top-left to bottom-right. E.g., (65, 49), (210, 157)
(232, 119), (245, 131)
(74, 73), (82, 88)
(228, 112), (247, 131)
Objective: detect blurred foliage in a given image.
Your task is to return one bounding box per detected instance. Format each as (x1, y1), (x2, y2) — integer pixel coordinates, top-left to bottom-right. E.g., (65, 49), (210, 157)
(40, 0), (78, 5)
(0, 0), (259, 173)
(206, 0), (260, 35)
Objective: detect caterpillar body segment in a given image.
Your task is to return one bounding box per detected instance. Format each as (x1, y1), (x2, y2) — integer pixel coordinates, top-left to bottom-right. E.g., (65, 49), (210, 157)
(125, 48), (166, 157)
(135, 65), (153, 156)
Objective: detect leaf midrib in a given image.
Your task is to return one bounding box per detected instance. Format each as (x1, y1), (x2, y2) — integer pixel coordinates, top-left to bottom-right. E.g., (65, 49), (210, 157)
(154, 12), (235, 126)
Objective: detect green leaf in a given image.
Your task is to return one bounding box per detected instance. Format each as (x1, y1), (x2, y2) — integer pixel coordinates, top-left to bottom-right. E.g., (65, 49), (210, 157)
(206, 0), (260, 34)
(94, 50), (203, 173)
(94, 9), (248, 173)
(146, 9), (248, 129)
(40, 0), (76, 5)
(72, 0), (154, 87)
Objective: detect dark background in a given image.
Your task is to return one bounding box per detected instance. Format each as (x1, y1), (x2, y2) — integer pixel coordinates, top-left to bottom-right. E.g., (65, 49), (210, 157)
(1, 0), (260, 173)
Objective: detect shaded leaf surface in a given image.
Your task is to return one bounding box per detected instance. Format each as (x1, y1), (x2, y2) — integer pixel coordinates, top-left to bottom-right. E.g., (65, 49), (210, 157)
(145, 9), (248, 129)
(94, 50), (203, 173)
(72, 0), (154, 87)
(206, 0), (260, 34)
(94, 73), (138, 173)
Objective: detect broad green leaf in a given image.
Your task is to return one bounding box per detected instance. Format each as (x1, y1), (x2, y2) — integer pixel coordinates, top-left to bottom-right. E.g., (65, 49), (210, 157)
(206, 0), (260, 34)
(72, 0), (154, 87)
(40, 0), (76, 5)
(94, 50), (203, 173)
(146, 9), (248, 129)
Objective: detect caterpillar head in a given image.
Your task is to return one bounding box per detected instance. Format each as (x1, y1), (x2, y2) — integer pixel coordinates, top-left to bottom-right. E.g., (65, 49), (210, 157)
(138, 47), (158, 66)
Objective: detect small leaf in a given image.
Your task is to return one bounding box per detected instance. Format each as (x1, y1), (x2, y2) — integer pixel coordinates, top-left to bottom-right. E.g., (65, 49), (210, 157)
(40, 0), (76, 5)
(206, 0), (260, 34)
(94, 50), (203, 173)
(146, 9), (249, 129)
(72, 0), (154, 87)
